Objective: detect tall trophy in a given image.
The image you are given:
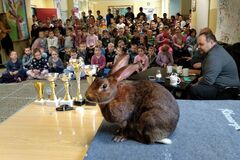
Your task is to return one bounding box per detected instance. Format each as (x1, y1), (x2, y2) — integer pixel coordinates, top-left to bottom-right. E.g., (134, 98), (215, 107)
(34, 81), (45, 105)
(70, 58), (85, 106)
(59, 73), (73, 106)
(84, 65), (98, 106)
(45, 73), (60, 107)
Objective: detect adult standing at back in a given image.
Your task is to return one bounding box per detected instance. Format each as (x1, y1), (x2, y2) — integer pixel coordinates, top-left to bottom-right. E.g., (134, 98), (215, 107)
(0, 13), (14, 65)
(189, 28), (239, 100)
(136, 7), (146, 21)
(125, 7), (135, 22)
(106, 9), (114, 27)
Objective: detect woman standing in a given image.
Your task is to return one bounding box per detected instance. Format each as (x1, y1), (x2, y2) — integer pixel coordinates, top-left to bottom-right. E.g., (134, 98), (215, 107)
(0, 13), (14, 65)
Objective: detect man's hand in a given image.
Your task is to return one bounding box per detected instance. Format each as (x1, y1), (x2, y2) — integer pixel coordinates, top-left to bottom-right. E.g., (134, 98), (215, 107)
(198, 76), (203, 82)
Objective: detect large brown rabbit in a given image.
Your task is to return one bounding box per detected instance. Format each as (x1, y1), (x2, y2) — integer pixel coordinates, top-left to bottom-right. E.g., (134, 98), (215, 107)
(85, 63), (179, 144)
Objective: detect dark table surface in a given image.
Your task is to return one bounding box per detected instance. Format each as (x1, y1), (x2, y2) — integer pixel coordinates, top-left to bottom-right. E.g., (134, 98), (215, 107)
(128, 67), (200, 92)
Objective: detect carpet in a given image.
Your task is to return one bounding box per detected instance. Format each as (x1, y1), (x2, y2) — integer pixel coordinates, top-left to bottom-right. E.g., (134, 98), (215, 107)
(85, 100), (240, 160)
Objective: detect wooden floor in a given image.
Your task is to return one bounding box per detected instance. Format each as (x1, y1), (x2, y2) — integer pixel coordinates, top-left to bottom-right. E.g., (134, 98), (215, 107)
(0, 103), (103, 160)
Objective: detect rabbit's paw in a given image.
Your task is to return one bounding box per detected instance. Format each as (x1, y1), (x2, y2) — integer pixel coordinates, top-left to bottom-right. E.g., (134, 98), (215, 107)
(112, 135), (127, 143)
(155, 138), (172, 144)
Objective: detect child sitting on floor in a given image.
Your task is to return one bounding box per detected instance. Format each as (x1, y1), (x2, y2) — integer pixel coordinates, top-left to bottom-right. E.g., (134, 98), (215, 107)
(156, 44), (174, 68)
(26, 48), (48, 79)
(48, 47), (64, 73)
(63, 48), (85, 79)
(134, 46), (149, 71)
(0, 51), (26, 83)
(91, 46), (106, 77)
(22, 47), (33, 70)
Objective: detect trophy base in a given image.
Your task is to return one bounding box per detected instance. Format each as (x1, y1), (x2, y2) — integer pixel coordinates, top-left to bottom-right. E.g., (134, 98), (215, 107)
(34, 99), (45, 105)
(73, 99), (85, 106)
(45, 99), (60, 107)
(85, 101), (96, 106)
(59, 99), (74, 107)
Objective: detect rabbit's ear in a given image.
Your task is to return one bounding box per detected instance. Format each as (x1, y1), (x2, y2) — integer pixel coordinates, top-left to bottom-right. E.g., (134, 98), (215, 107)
(110, 55), (130, 75)
(110, 63), (140, 82)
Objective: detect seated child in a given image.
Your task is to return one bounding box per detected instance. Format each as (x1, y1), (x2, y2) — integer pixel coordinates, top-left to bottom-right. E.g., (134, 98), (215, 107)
(27, 48), (48, 79)
(156, 44), (174, 68)
(39, 47), (48, 59)
(96, 40), (106, 56)
(0, 51), (26, 83)
(48, 47), (64, 73)
(147, 45), (157, 67)
(105, 43), (116, 68)
(134, 46), (149, 71)
(111, 47), (129, 74)
(91, 46), (106, 77)
(63, 48), (85, 79)
(101, 30), (111, 48)
(63, 47), (72, 67)
(22, 47), (33, 70)
(77, 43), (87, 64)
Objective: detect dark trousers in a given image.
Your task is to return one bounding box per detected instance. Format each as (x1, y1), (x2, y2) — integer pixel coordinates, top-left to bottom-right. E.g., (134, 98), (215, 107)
(49, 67), (64, 74)
(0, 70), (26, 83)
(189, 84), (222, 100)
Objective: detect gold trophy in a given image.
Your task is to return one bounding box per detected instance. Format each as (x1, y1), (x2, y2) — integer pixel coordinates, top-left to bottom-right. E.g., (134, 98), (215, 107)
(70, 58), (85, 106)
(34, 81), (45, 105)
(59, 73), (73, 106)
(84, 65), (98, 85)
(45, 73), (60, 107)
(84, 65), (98, 106)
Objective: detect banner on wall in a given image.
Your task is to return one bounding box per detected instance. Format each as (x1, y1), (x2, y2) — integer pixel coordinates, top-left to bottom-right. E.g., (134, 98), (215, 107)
(35, 8), (57, 23)
(143, 8), (154, 20)
(2, 0), (29, 41)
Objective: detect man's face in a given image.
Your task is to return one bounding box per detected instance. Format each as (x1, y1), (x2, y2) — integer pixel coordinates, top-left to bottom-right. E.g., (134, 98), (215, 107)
(197, 35), (213, 54)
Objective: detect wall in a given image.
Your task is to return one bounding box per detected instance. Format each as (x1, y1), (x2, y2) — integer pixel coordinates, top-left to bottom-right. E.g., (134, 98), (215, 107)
(181, 0), (191, 17)
(0, 0), (31, 60)
(208, 0), (217, 34)
(215, 0), (240, 44)
(191, 0), (209, 34)
(169, 0), (180, 16)
(31, 0), (54, 8)
(89, 0), (163, 19)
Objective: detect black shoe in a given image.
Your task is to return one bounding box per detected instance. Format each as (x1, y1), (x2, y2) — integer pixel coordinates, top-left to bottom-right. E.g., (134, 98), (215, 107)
(56, 105), (74, 111)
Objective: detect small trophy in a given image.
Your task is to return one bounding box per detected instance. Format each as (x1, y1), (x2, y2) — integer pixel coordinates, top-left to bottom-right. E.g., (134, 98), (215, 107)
(84, 65), (98, 85)
(59, 73), (73, 107)
(70, 58), (85, 106)
(34, 81), (45, 105)
(45, 73), (60, 107)
(84, 65), (98, 106)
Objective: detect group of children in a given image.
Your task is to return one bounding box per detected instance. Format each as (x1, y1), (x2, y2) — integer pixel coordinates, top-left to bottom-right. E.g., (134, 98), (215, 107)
(0, 9), (199, 83)
(0, 35), (191, 83)
(0, 45), (64, 83)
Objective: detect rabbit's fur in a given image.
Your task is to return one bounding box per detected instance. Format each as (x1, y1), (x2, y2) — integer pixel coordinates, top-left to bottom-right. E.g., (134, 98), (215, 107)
(85, 63), (179, 144)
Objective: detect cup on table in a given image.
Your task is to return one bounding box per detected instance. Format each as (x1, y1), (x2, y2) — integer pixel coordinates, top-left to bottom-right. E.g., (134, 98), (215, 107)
(176, 66), (183, 74)
(170, 74), (181, 86)
(182, 68), (189, 76)
(167, 65), (173, 74)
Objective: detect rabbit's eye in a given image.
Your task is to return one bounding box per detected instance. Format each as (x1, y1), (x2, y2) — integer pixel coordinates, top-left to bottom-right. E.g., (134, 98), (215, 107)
(102, 83), (108, 90)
